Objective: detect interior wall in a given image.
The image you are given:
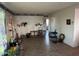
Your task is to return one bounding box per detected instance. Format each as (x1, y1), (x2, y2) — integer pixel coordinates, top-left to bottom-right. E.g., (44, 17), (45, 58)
(5, 11), (14, 42)
(14, 16), (45, 36)
(73, 8), (79, 47)
(49, 6), (75, 47)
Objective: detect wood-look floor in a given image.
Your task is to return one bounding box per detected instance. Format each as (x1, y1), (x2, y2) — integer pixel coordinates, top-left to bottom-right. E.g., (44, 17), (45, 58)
(19, 37), (79, 56)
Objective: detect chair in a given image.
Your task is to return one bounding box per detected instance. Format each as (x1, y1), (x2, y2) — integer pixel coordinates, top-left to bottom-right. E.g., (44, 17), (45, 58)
(49, 31), (58, 43)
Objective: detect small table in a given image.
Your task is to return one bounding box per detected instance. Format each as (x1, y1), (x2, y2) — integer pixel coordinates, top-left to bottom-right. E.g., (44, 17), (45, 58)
(30, 31), (38, 36)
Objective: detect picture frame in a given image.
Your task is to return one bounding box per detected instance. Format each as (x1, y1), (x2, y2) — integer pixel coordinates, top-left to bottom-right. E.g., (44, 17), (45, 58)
(66, 19), (71, 25)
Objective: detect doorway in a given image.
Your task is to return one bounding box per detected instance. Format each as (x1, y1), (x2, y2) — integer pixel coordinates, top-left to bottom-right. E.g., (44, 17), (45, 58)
(45, 18), (50, 48)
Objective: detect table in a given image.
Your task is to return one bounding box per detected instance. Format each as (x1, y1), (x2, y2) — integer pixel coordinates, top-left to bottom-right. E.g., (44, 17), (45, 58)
(30, 31), (38, 36)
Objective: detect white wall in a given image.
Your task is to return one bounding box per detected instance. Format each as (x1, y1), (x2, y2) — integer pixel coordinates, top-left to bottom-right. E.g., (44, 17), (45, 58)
(13, 5), (79, 47)
(49, 6), (75, 47)
(14, 16), (45, 36)
(73, 8), (79, 47)
(5, 11), (14, 41)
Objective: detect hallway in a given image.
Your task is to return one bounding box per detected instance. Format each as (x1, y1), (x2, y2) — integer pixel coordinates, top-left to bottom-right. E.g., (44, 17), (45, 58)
(19, 37), (79, 56)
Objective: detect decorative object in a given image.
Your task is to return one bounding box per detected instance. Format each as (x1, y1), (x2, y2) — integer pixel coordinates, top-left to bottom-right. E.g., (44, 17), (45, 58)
(58, 33), (65, 42)
(35, 23), (42, 26)
(17, 22), (27, 27)
(21, 22), (27, 27)
(66, 19), (71, 25)
(17, 24), (20, 27)
(26, 33), (31, 38)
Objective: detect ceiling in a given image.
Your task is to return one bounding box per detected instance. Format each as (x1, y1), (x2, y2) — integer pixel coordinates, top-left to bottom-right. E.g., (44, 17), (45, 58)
(1, 2), (78, 15)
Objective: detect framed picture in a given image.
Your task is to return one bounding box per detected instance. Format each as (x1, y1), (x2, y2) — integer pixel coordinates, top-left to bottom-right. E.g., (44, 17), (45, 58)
(66, 19), (71, 25)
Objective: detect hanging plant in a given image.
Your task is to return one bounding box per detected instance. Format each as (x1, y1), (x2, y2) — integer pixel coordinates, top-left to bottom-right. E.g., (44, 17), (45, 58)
(35, 23), (42, 26)
(21, 22), (27, 27)
(17, 24), (20, 27)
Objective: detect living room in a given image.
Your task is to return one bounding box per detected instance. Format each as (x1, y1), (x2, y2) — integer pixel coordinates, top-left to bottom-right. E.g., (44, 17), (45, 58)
(0, 2), (79, 56)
